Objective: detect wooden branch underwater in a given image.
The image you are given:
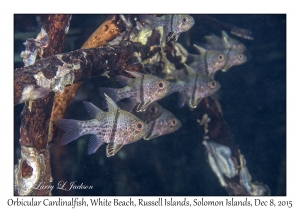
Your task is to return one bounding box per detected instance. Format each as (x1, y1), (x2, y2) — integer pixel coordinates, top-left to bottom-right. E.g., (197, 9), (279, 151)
(14, 14), (72, 196)
(14, 14), (273, 196)
(14, 42), (145, 106)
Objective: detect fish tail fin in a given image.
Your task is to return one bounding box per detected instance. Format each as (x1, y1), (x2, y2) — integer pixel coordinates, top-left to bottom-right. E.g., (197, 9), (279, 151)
(99, 87), (121, 103)
(55, 119), (82, 145)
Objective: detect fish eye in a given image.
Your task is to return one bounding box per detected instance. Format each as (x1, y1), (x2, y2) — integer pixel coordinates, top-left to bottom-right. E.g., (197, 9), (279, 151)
(158, 81), (165, 89)
(209, 81), (217, 88)
(135, 121), (144, 131)
(170, 118), (177, 126)
(218, 54), (224, 61)
(238, 54), (244, 60)
(182, 17), (187, 24)
(150, 106), (157, 113)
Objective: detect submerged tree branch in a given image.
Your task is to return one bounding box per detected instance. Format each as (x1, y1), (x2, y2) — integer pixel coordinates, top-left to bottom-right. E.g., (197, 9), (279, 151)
(14, 41), (145, 106)
(81, 15), (124, 49)
(49, 16), (127, 191)
(14, 14), (71, 196)
(193, 96), (270, 195)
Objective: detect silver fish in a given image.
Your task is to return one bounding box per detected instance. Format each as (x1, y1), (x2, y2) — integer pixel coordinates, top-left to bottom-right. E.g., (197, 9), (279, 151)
(169, 70), (221, 109)
(221, 49), (247, 72)
(139, 14), (195, 42)
(55, 94), (149, 157)
(119, 101), (181, 140)
(99, 71), (172, 112)
(203, 31), (248, 72)
(190, 45), (229, 77)
(144, 105), (181, 140)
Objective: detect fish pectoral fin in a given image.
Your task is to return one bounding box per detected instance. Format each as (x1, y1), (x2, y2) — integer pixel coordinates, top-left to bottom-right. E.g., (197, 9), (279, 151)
(104, 93), (120, 111)
(106, 143), (124, 157)
(189, 97), (202, 109)
(83, 101), (103, 119)
(177, 92), (187, 108)
(136, 101), (152, 112)
(87, 134), (104, 155)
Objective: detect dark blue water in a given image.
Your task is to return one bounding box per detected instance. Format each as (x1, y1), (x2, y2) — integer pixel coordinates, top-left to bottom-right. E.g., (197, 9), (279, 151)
(14, 14), (286, 196)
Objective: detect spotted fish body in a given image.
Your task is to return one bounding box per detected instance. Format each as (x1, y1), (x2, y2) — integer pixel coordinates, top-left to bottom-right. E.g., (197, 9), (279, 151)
(169, 72), (221, 108)
(221, 49), (247, 72)
(139, 14), (195, 42)
(204, 31), (247, 72)
(144, 105), (182, 140)
(119, 101), (181, 140)
(55, 94), (149, 157)
(189, 45), (229, 78)
(99, 71), (172, 112)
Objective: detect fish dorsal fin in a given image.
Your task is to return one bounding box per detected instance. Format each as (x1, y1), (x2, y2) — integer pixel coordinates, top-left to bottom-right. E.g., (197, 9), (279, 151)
(83, 101), (103, 119)
(87, 134), (104, 155)
(221, 30), (231, 49)
(204, 34), (219, 44)
(184, 63), (196, 75)
(104, 93), (120, 111)
(193, 44), (207, 55)
(125, 70), (144, 78)
(106, 143), (124, 157)
(221, 30), (229, 40)
(116, 75), (133, 86)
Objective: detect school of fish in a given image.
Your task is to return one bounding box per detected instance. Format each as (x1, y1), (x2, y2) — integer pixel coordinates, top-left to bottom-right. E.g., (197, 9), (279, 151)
(56, 15), (250, 157)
